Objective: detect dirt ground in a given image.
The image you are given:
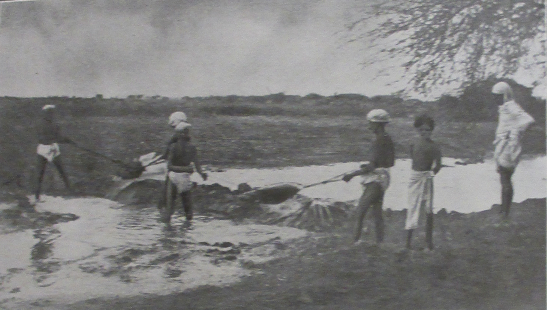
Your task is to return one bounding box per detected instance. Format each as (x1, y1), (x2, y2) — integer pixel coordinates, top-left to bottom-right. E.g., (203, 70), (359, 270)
(0, 97), (545, 309)
(44, 198), (545, 310)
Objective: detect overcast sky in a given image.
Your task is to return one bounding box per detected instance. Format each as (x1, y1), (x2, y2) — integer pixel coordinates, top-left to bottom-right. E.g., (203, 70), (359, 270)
(0, 0), (411, 98)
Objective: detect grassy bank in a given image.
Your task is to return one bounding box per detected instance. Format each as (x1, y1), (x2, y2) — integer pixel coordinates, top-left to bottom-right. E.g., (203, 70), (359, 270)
(0, 92), (544, 198)
(0, 89), (545, 309)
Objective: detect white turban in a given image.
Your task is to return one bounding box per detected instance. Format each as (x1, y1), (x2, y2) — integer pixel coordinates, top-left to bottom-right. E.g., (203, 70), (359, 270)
(366, 109), (390, 123)
(168, 112), (188, 128)
(42, 105), (56, 111)
(492, 82), (514, 102)
(174, 121), (192, 132)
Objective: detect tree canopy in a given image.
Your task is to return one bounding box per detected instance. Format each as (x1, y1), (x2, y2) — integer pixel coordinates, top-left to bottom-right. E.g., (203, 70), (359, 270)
(344, 0), (545, 98)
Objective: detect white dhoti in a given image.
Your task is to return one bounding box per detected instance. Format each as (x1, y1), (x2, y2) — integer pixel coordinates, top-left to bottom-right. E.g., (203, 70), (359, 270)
(494, 100), (535, 168)
(405, 170), (434, 230)
(493, 135), (522, 168)
(168, 172), (193, 194)
(37, 143), (60, 162)
(360, 168), (391, 191)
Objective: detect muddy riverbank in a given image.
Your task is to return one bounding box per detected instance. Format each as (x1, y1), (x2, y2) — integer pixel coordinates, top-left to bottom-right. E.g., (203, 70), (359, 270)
(0, 195), (309, 309)
(0, 97), (544, 309)
(1, 155), (546, 309)
(5, 197), (543, 310)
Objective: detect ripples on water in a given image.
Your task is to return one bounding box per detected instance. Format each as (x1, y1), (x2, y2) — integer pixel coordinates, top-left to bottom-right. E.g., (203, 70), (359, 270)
(0, 196), (307, 306)
(170, 156), (546, 214)
(0, 157), (545, 307)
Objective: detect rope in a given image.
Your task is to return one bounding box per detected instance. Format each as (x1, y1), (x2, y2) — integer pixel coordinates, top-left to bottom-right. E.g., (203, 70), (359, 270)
(301, 169), (359, 189)
(302, 177), (344, 189)
(70, 143), (128, 166)
(255, 169), (358, 192)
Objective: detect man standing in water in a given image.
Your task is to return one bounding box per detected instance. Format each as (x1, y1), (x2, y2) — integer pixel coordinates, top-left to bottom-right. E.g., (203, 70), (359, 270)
(162, 121), (207, 223)
(34, 105), (73, 203)
(157, 111), (189, 211)
(491, 82), (535, 219)
(343, 109), (395, 245)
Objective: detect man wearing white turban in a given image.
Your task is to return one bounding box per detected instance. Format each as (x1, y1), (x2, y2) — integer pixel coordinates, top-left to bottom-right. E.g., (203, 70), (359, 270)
(168, 111), (188, 128)
(162, 122), (207, 223)
(159, 112), (189, 160)
(343, 109), (395, 245)
(491, 82), (535, 219)
(157, 112), (191, 211)
(34, 105), (74, 203)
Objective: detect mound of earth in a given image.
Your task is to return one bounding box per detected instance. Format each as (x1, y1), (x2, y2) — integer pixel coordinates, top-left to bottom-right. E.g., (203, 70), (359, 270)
(256, 195), (353, 231)
(108, 180), (354, 232)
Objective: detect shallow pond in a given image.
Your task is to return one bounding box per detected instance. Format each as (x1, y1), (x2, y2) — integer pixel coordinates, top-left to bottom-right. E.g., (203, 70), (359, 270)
(144, 156), (546, 214)
(0, 156), (545, 308)
(0, 196), (307, 307)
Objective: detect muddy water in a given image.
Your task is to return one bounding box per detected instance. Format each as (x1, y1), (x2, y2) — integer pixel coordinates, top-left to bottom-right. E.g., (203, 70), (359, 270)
(141, 156), (545, 214)
(0, 196), (307, 308)
(1, 156), (545, 308)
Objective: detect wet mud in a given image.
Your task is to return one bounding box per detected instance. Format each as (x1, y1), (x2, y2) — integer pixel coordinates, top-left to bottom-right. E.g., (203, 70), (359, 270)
(0, 157), (545, 309)
(35, 197), (545, 310)
(108, 177), (354, 232)
(0, 192), (309, 309)
(0, 204), (79, 235)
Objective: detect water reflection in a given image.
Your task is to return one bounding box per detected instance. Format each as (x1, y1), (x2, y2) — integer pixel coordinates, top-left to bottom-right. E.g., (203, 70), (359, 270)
(31, 229), (57, 261)
(144, 156), (545, 214)
(0, 196), (307, 305)
(1, 156), (545, 307)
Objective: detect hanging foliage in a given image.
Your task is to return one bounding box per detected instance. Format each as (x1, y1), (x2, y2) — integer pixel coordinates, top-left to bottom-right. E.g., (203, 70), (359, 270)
(344, 0), (545, 97)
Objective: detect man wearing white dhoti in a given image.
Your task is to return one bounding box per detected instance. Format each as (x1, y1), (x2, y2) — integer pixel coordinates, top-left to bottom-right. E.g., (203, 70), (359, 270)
(34, 105), (74, 203)
(157, 112), (192, 211)
(405, 114), (442, 250)
(492, 82), (535, 219)
(343, 109), (395, 245)
(161, 121), (207, 223)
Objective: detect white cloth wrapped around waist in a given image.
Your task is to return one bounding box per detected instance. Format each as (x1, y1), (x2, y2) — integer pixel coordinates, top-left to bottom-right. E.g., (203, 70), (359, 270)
(493, 100), (535, 168)
(405, 170), (434, 230)
(168, 171), (194, 194)
(493, 136), (522, 168)
(37, 143), (60, 162)
(360, 167), (390, 191)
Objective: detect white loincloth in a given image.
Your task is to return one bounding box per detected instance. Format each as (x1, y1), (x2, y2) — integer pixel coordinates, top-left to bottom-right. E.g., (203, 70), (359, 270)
(493, 136), (523, 169)
(360, 167), (390, 191)
(493, 100), (534, 168)
(405, 170), (434, 230)
(37, 143), (60, 162)
(168, 171), (193, 194)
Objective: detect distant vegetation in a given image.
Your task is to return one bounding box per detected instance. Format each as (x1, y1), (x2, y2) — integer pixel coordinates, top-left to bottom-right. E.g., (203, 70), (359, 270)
(0, 78), (543, 123)
(0, 79), (543, 196)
